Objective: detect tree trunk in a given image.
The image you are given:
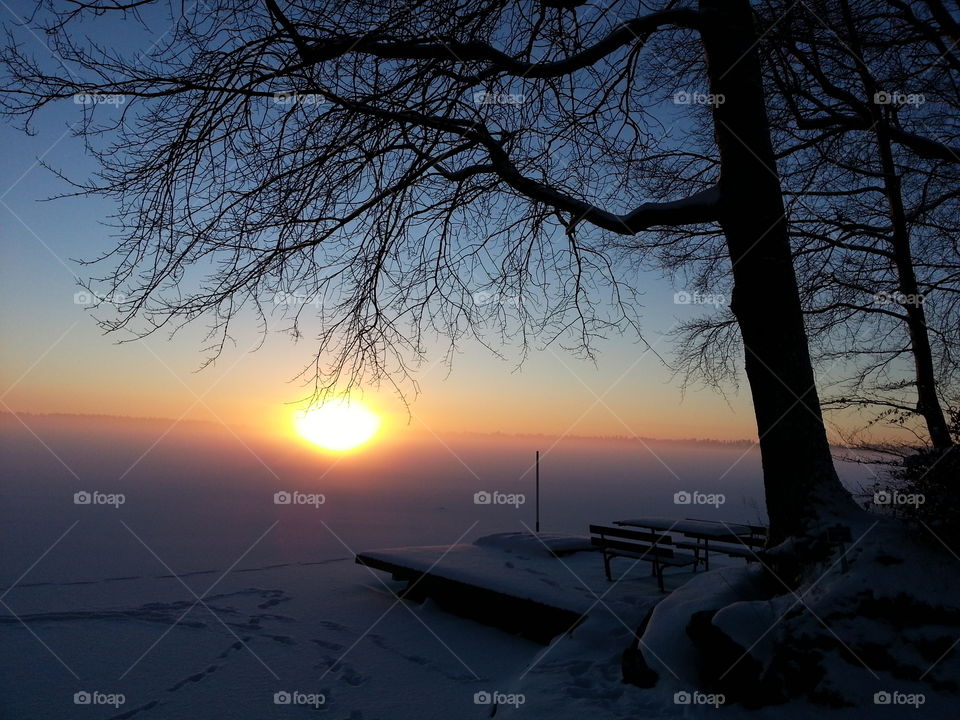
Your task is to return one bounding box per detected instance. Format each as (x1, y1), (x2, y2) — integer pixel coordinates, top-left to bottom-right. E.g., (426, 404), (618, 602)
(698, 0), (857, 541)
(837, 0), (955, 452)
(880, 155), (954, 451)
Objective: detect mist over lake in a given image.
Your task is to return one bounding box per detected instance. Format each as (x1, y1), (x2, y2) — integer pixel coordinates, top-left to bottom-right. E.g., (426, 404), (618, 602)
(1, 413), (874, 584)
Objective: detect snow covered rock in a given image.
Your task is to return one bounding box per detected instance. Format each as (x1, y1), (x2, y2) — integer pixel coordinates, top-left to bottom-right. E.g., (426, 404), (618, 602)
(636, 565), (768, 689)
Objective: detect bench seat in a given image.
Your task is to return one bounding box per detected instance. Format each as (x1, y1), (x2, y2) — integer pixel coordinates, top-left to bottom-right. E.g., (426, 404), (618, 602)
(674, 539), (764, 570)
(589, 525), (697, 592)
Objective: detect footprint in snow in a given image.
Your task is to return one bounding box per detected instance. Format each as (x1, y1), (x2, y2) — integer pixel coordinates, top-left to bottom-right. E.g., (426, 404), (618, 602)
(317, 619), (351, 633)
(312, 638), (345, 651)
(216, 640), (245, 658)
(166, 664), (219, 691)
(341, 665), (367, 686)
(268, 634), (296, 645)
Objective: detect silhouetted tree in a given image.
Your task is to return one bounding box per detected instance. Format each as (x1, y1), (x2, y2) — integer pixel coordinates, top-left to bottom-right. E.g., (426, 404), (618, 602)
(769, 0), (958, 452)
(666, 0), (960, 457)
(1, 0), (858, 541)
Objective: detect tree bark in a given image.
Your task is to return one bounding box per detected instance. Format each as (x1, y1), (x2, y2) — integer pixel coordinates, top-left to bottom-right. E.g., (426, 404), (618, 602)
(698, 0), (857, 541)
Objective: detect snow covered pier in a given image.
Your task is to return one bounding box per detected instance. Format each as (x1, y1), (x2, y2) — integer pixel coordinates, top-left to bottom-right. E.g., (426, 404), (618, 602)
(356, 532), (681, 644)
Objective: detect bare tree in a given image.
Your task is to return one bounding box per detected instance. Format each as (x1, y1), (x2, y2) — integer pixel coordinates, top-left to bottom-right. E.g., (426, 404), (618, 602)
(2, 0), (858, 541)
(768, 0), (959, 452)
(665, 0), (960, 456)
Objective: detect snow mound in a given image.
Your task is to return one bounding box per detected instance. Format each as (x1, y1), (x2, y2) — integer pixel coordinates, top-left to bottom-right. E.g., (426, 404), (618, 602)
(639, 564), (766, 686)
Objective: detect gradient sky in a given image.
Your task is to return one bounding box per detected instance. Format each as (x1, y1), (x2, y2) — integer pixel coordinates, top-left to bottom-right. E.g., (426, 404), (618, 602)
(0, 102), (762, 443)
(0, 5), (793, 447)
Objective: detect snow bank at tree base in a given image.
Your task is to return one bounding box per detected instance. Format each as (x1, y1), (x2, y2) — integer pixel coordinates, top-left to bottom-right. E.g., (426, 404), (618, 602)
(633, 514), (960, 716)
(638, 564), (767, 685)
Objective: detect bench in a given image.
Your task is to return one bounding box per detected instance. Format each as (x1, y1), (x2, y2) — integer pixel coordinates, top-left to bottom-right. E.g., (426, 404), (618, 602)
(675, 539), (762, 561)
(684, 517), (768, 538)
(677, 518), (767, 568)
(589, 525), (697, 592)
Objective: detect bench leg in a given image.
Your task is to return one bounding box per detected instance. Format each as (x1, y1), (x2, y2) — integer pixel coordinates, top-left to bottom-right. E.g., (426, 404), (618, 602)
(655, 560), (665, 593)
(602, 550), (612, 581)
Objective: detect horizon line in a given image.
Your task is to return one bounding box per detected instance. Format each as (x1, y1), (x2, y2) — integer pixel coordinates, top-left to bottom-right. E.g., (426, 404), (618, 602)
(0, 409), (760, 446)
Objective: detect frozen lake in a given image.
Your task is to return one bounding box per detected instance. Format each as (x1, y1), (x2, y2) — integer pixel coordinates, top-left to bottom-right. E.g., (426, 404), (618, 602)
(0, 414), (876, 718)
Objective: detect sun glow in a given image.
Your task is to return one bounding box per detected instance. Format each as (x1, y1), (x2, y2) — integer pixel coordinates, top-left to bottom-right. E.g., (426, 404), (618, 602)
(294, 399), (381, 452)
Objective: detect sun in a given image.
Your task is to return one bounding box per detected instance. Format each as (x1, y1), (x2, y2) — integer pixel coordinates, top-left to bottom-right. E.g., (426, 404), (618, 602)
(294, 399), (381, 452)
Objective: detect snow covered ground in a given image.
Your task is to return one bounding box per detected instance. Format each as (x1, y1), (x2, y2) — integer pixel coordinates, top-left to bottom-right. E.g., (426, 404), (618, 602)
(1, 414), (903, 719)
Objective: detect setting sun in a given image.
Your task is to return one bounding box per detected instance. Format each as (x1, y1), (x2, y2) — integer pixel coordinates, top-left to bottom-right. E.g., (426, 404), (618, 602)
(294, 398), (381, 452)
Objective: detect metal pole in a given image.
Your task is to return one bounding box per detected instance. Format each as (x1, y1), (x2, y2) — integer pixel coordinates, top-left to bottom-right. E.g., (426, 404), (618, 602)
(535, 450), (540, 533)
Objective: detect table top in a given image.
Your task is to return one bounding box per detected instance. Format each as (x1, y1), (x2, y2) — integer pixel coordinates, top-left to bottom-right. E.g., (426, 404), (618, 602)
(614, 517), (757, 538)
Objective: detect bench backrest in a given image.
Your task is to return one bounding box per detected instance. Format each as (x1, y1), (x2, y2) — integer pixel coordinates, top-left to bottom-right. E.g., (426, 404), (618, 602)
(589, 536), (678, 559)
(683, 517), (768, 543)
(589, 524), (674, 546)
(710, 533), (767, 547)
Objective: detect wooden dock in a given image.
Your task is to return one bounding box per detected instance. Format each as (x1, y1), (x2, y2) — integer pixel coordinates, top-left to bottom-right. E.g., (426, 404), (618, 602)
(355, 532), (679, 644)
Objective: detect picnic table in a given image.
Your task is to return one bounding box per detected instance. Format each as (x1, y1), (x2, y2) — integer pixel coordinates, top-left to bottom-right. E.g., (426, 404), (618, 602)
(613, 517), (766, 570)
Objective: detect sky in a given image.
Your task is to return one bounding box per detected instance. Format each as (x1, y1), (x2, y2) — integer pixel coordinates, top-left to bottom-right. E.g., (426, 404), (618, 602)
(0, 2), (782, 450)
(0, 101), (760, 444)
